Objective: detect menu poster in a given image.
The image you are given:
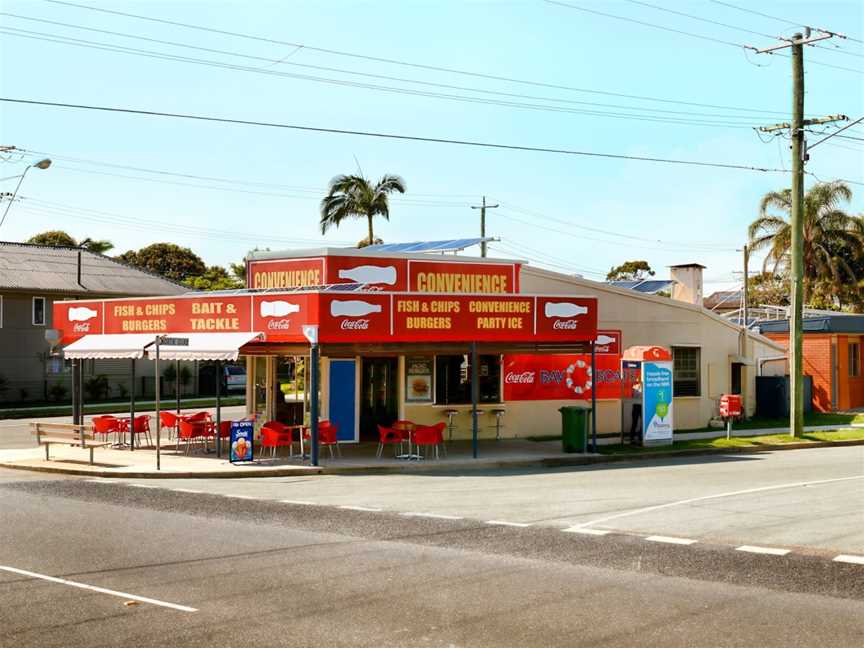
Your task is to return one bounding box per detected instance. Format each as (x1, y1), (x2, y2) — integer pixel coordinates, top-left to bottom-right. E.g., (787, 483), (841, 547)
(229, 420), (255, 463)
(406, 356), (434, 403)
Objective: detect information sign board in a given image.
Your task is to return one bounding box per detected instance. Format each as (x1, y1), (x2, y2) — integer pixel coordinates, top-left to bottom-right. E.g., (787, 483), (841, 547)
(229, 420), (255, 463)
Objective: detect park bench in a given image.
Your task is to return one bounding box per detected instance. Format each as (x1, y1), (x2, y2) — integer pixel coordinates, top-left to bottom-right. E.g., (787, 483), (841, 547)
(30, 422), (110, 465)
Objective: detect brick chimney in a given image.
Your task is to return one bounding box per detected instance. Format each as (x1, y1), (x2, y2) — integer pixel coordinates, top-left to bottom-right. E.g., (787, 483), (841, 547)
(669, 263), (705, 305)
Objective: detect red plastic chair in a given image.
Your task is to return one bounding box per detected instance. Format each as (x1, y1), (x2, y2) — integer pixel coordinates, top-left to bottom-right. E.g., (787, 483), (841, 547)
(159, 411), (179, 440)
(413, 423), (446, 460)
(303, 420), (341, 459)
(92, 416), (122, 445)
(260, 421), (294, 458)
(392, 420), (414, 444)
(127, 415), (153, 448)
(178, 419), (207, 455)
(376, 424), (403, 458)
(219, 420), (232, 439)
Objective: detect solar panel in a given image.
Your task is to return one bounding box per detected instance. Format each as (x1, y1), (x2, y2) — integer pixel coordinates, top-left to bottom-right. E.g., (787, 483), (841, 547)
(631, 280), (675, 294)
(363, 238), (493, 253)
(609, 280), (641, 289)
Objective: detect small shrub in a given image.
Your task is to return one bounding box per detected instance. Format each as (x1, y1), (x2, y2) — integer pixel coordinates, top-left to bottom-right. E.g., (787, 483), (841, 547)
(84, 375), (110, 401)
(116, 383), (129, 399)
(48, 382), (68, 402)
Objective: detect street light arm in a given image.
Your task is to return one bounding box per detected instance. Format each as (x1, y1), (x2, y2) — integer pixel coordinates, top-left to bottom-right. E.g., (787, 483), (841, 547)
(0, 164), (31, 229)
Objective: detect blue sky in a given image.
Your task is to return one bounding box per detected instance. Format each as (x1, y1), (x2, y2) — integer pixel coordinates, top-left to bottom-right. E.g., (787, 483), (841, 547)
(1, 0), (862, 294)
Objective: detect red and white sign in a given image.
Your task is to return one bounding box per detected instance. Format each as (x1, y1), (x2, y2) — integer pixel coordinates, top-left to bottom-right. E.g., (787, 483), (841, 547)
(594, 330), (622, 355)
(503, 353), (622, 401)
(247, 258), (325, 290)
(54, 292), (597, 345)
(719, 393), (742, 418)
(247, 255), (520, 293)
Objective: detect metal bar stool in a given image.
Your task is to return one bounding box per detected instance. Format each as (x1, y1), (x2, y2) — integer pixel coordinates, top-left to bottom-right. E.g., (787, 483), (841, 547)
(442, 409), (459, 442)
(490, 408), (506, 440)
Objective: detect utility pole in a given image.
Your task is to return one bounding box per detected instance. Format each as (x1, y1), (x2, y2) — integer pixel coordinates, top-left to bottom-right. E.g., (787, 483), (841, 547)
(751, 28), (847, 438)
(742, 243), (750, 332)
(471, 196), (498, 257)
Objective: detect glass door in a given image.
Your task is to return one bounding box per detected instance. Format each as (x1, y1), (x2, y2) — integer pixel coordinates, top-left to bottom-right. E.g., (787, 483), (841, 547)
(359, 357), (398, 440)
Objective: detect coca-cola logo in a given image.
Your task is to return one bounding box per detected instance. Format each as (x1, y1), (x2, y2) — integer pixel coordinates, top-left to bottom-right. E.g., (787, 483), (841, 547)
(267, 319), (292, 330)
(505, 371), (535, 384)
(552, 319), (580, 330)
(340, 319), (370, 330)
(72, 322), (91, 333)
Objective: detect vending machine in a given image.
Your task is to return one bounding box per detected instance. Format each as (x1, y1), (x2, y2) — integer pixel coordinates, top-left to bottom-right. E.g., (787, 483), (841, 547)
(620, 346), (674, 446)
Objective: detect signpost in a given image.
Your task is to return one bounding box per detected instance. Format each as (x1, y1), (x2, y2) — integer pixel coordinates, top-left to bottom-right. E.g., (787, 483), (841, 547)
(229, 420), (255, 463)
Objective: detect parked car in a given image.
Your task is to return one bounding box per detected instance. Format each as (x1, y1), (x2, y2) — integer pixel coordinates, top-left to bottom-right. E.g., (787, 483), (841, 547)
(199, 363), (247, 395)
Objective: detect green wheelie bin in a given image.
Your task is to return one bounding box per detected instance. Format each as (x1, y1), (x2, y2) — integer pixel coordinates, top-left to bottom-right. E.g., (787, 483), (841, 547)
(559, 404), (591, 453)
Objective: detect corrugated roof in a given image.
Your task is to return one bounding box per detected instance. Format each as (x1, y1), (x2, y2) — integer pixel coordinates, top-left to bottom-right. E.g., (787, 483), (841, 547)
(758, 315), (864, 334)
(608, 279), (674, 294)
(0, 242), (187, 296)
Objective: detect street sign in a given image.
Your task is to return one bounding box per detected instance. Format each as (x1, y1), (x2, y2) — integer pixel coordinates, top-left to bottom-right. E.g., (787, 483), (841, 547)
(159, 336), (189, 346)
(229, 420), (255, 463)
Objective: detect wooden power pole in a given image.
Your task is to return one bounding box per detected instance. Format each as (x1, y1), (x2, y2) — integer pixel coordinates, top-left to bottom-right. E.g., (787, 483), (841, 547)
(471, 196), (498, 258)
(751, 28), (847, 437)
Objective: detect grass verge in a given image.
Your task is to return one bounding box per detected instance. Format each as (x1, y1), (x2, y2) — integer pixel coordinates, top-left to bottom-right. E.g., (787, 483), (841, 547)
(0, 396), (245, 420)
(597, 428), (864, 455)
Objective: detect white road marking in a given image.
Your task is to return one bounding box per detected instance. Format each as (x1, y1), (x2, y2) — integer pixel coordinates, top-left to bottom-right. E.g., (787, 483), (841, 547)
(833, 554), (864, 565)
(645, 535), (697, 545)
(563, 527), (610, 536)
(171, 488), (203, 494)
(339, 505), (382, 512)
(84, 479), (105, 484)
(127, 484), (158, 489)
(280, 500), (316, 506)
(401, 512), (464, 520)
(569, 474), (864, 530)
(223, 494), (259, 500)
(736, 545), (790, 556)
(0, 565), (197, 613)
(485, 520), (532, 527)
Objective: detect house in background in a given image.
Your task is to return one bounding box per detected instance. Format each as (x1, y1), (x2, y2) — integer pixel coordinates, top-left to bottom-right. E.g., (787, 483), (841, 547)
(0, 242), (186, 403)
(759, 315), (864, 412)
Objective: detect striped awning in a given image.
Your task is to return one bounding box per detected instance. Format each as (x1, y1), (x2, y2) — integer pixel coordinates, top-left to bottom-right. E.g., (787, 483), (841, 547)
(62, 334), (156, 360)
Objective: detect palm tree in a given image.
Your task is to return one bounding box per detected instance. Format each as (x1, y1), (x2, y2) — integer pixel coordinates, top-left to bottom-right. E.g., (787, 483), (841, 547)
(320, 174), (406, 246)
(748, 181), (863, 304)
(78, 237), (114, 254)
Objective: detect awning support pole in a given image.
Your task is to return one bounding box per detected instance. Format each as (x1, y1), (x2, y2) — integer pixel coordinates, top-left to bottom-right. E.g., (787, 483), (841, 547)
(175, 358), (181, 415)
(71, 359), (79, 425)
(590, 342), (597, 453)
(155, 339), (161, 471)
(309, 343), (320, 467)
(471, 342), (479, 459)
(78, 360), (84, 427)
(129, 359), (136, 451)
(216, 360), (222, 458)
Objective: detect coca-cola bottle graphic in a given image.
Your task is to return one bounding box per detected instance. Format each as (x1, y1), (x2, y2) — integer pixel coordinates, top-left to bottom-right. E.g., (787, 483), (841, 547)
(544, 302), (588, 318)
(68, 306), (98, 321)
(260, 301), (301, 317)
(337, 265), (397, 285)
(596, 334), (616, 346)
(330, 300), (382, 317)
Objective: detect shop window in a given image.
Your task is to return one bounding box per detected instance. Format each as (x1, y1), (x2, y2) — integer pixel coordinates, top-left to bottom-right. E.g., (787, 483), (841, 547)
(850, 342), (861, 378)
(435, 354), (501, 404)
(672, 346), (701, 397)
(32, 296), (46, 326)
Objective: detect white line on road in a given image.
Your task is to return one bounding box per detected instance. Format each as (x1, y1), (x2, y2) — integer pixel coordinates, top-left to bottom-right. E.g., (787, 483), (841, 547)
(568, 474), (864, 530)
(0, 565), (198, 612)
(485, 520), (532, 527)
(339, 505), (382, 512)
(280, 500), (316, 506)
(402, 512), (464, 520)
(172, 489), (203, 494)
(223, 494), (259, 500)
(563, 527), (610, 536)
(736, 545), (790, 556)
(127, 484), (158, 489)
(833, 554), (864, 565)
(645, 535), (697, 545)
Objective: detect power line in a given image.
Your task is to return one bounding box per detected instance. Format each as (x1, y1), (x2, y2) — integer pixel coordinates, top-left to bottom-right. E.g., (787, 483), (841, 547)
(0, 27), (769, 130)
(0, 13), (785, 124)
(707, 0), (864, 45)
(0, 97), (791, 174)
(544, 0), (864, 74)
(35, 0), (790, 116)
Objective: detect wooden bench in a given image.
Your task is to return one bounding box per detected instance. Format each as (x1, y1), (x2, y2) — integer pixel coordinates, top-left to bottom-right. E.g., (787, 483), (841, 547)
(30, 422), (111, 465)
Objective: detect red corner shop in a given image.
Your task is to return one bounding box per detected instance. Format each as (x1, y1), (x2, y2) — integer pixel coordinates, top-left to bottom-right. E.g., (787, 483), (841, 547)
(54, 244), (605, 458)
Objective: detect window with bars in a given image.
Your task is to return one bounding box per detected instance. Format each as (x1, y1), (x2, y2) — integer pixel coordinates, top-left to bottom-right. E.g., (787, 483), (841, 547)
(672, 346), (701, 397)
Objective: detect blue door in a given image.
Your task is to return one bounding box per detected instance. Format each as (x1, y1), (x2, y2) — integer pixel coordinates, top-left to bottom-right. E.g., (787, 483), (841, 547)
(328, 359), (357, 441)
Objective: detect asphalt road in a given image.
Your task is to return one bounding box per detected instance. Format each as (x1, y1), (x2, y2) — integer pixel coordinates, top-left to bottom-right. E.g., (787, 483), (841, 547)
(1, 468), (862, 647)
